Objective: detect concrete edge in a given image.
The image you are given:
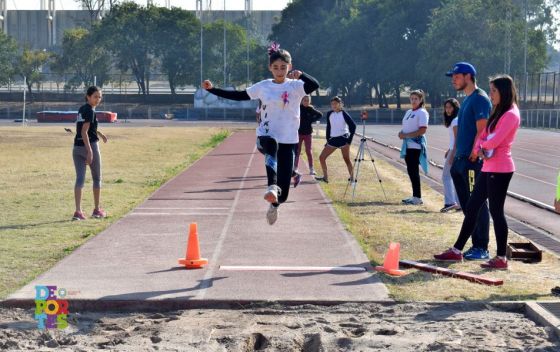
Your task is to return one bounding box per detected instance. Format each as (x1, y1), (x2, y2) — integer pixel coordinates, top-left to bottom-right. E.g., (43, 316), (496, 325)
(525, 301), (560, 339)
(0, 298), (527, 313)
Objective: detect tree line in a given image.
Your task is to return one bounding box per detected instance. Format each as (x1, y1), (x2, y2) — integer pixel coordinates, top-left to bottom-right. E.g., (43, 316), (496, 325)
(270, 0), (558, 107)
(0, 0), (557, 104)
(0, 2), (266, 95)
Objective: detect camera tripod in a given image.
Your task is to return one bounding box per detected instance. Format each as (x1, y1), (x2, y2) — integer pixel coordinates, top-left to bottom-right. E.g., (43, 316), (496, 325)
(344, 118), (387, 202)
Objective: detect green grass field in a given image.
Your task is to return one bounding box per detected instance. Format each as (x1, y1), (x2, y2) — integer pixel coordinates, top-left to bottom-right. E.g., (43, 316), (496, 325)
(309, 134), (559, 301)
(1, 126), (556, 302)
(0, 126), (229, 299)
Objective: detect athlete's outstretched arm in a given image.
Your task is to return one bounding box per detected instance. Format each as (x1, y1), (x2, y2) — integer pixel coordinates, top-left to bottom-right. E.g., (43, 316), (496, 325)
(202, 80), (251, 101)
(300, 72), (320, 94)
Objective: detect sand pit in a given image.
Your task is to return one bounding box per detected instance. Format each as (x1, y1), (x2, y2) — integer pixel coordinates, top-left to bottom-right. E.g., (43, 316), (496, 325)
(0, 302), (558, 351)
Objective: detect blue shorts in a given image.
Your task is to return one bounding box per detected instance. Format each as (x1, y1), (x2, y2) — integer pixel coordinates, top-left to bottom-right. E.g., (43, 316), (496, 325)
(326, 136), (349, 148)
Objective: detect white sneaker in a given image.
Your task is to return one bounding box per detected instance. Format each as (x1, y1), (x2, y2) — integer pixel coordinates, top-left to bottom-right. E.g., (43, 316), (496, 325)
(264, 185), (279, 203)
(401, 197), (414, 204)
(309, 167), (317, 175)
(266, 204), (278, 225)
(404, 197), (423, 205)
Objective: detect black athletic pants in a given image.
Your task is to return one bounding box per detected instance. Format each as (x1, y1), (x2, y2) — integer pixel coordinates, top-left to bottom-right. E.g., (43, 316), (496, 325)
(453, 172), (513, 257)
(404, 148), (422, 198)
(256, 136), (296, 206)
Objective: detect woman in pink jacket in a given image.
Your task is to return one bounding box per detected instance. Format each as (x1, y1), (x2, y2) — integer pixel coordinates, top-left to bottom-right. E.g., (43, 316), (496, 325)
(434, 75), (520, 269)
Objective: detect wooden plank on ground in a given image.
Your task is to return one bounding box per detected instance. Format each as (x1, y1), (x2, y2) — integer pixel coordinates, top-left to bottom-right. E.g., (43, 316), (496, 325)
(399, 260), (504, 286)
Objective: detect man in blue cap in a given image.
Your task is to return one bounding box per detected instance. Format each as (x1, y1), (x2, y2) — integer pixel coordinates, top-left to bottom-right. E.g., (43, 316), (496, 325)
(435, 62), (491, 261)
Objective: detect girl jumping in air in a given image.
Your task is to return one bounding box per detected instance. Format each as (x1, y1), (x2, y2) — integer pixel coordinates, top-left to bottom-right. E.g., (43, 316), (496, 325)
(314, 96), (356, 184)
(72, 86), (108, 220)
(202, 42), (319, 225)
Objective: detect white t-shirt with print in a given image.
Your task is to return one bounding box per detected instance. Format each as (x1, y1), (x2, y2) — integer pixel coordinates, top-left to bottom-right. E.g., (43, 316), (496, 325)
(246, 79), (306, 144)
(448, 117), (458, 150)
(401, 108), (429, 149)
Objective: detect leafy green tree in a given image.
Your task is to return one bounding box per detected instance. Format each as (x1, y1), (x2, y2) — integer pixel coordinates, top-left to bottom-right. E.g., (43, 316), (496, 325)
(97, 2), (158, 95)
(202, 20), (255, 87)
(17, 48), (52, 95)
(0, 32), (18, 86)
(416, 0), (550, 105)
(52, 28), (111, 90)
(152, 7), (199, 94)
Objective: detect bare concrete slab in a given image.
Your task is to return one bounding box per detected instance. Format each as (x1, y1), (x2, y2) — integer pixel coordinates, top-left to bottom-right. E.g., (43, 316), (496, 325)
(7, 131), (388, 307)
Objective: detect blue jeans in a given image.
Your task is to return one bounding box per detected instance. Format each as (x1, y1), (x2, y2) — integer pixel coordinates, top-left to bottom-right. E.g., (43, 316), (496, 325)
(450, 156), (489, 250)
(442, 154), (458, 205)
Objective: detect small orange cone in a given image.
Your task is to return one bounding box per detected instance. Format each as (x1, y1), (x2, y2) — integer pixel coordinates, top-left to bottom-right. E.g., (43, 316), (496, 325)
(178, 223), (208, 269)
(374, 242), (407, 276)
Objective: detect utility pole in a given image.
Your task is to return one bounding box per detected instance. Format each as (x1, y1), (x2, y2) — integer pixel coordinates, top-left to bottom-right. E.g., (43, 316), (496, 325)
(505, 6), (512, 74)
(0, 0), (7, 34)
(47, 0), (56, 46)
(245, 0), (252, 86)
(196, 0), (204, 85)
(223, 0), (226, 87)
(523, 0), (528, 102)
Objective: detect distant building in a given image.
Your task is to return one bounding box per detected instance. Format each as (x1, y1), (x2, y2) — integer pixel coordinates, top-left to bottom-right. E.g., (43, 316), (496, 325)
(3, 10), (281, 50)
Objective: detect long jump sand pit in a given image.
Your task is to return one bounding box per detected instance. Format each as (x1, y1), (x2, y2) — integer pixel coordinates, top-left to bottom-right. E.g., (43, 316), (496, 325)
(0, 302), (557, 351)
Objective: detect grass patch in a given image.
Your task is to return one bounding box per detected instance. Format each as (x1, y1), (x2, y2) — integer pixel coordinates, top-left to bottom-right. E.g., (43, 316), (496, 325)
(201, 129), (230, 148)
(310, 135), (559, 301)
(0, 126), (230, 299)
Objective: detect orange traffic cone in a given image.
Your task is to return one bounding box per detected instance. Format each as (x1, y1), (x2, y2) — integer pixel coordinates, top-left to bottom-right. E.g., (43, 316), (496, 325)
(178, 223), (208, 269)
(374, 242), (407, 276)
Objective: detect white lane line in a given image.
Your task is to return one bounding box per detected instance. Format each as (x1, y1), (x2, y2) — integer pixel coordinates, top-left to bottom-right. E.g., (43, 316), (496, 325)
(130, 213), (229, 216)
(196, 144), (258, 300)
(220, 265), (366, 272)
(514, 157), (558, 170)
(514, 172), (556, 187)
(136, 207), (230, 210)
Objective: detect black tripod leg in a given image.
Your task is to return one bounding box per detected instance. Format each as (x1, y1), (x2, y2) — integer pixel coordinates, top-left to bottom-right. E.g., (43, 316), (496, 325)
(364, 141), (387, 200)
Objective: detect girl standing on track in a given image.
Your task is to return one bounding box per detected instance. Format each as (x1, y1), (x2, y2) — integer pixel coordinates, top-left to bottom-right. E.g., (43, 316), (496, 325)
(202, 42), (319, 225)
(72, 86), (108, 221)
(399, 90), (429, 205)
(293, 95), (322, 185)
(441, 98), (461, 213)
(314, 96), (356, 184)
(434, 75), (521, 269)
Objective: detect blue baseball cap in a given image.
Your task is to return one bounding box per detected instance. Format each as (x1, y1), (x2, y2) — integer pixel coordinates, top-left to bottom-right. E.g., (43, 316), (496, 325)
(445, 62), (477, 77)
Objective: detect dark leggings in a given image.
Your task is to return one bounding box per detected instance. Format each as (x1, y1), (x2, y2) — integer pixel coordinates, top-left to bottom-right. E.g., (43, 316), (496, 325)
(256, 136), (296, 205)
(454, 172), (513, 257)
(404, 148), (421, 198)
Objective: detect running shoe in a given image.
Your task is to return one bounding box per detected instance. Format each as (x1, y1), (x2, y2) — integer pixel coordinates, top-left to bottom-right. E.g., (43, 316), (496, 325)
(403, 197), (423, 205)
(293, 172), (302, 188)
(480, 256), (508, 270)
(315, 176), (328, 183)
(92, 208), (107, 218)
(433, 248), (463, 262)
(463, 247), (490, 261)
(72, 211), (87, 221)
(309, 167), (317, 175)
(266, 204), (278, 225)
(264, 185), (280, 203)
(440, 204), (460, 213)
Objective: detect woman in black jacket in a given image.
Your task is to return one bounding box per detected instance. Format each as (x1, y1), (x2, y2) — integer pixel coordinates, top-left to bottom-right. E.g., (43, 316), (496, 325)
(294, 95), (322, 184)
